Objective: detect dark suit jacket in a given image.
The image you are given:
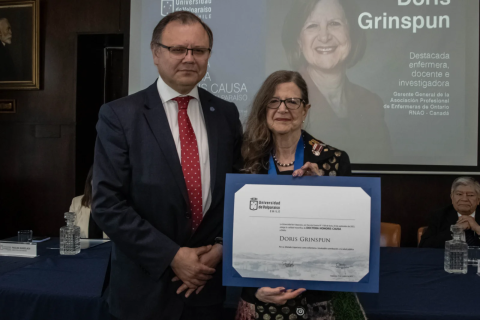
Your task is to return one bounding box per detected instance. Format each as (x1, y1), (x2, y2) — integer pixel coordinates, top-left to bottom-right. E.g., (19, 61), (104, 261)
(419, 204), (480, 248)
(301, 69), (392, 163)
(0, 44), (15, 81)
(92, 81), (242, 320)
(241, 130), (351, 304)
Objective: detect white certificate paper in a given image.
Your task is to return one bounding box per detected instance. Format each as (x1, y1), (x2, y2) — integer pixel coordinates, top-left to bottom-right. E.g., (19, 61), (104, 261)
(233, 184), (371, 283)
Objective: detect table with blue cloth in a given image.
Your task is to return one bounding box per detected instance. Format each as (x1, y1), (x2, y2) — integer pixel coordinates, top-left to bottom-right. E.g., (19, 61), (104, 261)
(2, 243), (479, 320)
(226, 247), (480, 320)
(0, 238), (111, 320)
(357, 247), (480, 320)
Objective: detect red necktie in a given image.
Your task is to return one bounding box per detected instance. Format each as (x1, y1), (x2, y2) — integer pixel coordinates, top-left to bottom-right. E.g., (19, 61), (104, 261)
(173, 96), (203, 232)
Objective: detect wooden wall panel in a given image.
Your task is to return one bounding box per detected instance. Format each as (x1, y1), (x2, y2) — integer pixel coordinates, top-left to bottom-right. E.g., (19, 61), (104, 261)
(0, 0), (129, 239)
(373, 174), (462, 247)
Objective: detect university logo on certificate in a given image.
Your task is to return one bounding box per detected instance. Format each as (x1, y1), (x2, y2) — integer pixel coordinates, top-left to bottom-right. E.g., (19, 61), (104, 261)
(223, 174), (381, 293)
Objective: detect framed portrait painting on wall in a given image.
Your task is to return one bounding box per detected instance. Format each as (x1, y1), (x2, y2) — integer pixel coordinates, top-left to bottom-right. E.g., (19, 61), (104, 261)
(0, 0), (39, 90)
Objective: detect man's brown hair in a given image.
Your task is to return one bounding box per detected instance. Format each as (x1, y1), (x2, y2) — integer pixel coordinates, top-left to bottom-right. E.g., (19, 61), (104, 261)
(150, 11), (213, 49)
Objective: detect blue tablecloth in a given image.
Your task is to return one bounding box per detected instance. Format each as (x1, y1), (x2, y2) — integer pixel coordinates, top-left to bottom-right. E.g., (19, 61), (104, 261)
(2, 242), (479, 320)
(0, 238), (111, 320)
(357, 247), (480, 320)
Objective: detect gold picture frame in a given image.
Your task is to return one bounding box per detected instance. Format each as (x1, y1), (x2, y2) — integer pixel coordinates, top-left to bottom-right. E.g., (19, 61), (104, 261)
(0, 0), (39, 90)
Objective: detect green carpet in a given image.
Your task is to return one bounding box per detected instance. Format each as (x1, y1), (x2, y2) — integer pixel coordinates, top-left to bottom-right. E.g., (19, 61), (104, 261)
(332, 292), (367, 320)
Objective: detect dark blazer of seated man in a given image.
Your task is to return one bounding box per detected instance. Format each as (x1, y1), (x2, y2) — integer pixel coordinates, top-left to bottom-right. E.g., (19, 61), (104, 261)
(92, 11), (242, 320)
(420, 177), (480, 248)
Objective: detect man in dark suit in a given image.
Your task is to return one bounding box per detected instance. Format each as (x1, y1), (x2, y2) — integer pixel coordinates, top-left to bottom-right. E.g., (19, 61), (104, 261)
(0, 18), (15, 81)
(92, 11), (242, 320)
(420, 177), (480, 248)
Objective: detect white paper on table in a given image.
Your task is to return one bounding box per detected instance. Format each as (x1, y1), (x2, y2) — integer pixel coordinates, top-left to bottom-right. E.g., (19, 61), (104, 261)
(0, 241), (38, 258)
(233, 184), (371, 282)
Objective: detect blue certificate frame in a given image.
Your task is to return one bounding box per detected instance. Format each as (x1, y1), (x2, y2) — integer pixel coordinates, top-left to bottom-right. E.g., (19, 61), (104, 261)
(223, 174), (381, 293)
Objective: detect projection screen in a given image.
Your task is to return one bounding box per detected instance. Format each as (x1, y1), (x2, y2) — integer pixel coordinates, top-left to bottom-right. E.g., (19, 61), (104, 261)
(129, 0), (479, 168)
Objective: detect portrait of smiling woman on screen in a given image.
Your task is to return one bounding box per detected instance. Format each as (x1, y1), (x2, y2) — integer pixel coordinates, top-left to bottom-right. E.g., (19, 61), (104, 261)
(282, 0), (392, 163)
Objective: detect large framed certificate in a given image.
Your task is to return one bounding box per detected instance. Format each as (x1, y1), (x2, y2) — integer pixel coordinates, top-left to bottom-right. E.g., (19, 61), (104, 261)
(223, 174), (380, 293)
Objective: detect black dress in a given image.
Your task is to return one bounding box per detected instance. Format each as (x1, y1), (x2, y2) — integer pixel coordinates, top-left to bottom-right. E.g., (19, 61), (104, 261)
(240, 131), (352, 320)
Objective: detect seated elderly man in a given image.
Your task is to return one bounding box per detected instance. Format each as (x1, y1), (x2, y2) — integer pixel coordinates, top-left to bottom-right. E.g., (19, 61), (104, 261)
(420, 177), (480, 248)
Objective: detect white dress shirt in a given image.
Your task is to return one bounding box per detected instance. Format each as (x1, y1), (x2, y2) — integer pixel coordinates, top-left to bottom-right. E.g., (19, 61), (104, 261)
(457, 212), (476, 218)
(157, 76), (211, 215)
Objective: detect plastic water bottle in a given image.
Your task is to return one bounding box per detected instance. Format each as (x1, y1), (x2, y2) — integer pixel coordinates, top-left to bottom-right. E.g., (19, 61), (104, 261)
(60, 212), (81, 255)
(444, 225), (468, 274)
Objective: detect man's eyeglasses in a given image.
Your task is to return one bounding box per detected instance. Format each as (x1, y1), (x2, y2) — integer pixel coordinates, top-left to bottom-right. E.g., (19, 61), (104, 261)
(267, 98), (305, 110)
(156, 43), (211, 60)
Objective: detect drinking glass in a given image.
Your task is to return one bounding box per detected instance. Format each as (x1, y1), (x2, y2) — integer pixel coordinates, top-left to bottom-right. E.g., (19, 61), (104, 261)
(18, 230), (33, 242)
(468, 246), (480, 265)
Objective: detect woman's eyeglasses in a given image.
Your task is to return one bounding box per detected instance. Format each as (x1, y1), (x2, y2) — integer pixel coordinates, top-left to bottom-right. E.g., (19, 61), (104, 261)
(267, 98), (305, 110)
(156, 43), (211, 60)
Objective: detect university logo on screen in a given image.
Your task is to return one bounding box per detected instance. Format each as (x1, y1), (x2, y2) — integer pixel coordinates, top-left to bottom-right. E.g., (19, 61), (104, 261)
(161, 0), (174, 16)
(161, 0), (213, 20)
